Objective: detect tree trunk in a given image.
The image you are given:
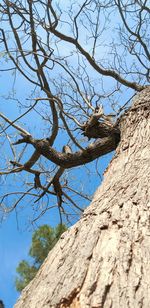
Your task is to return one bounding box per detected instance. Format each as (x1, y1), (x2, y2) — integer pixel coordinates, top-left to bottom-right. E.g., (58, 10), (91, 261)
(15, 88), (150, 308)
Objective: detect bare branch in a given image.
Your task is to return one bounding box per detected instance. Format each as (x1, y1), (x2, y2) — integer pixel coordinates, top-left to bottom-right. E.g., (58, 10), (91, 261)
(0, 112), (30, 136)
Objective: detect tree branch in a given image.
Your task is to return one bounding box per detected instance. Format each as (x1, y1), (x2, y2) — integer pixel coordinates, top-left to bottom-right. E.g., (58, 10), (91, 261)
(48, 27), (145, 91)
(32, 135), (119, 169)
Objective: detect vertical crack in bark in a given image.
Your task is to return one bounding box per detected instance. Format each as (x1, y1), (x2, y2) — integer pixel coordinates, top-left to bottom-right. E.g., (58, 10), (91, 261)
(100, 284), (112, 308)
(125, 243), (133, 274)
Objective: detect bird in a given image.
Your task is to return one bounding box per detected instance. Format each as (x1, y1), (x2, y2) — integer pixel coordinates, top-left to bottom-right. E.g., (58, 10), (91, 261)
(62, 145), (72, 154)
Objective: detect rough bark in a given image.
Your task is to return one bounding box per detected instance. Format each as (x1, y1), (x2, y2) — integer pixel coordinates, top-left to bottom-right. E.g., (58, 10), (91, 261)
(15, 88), (150, 308)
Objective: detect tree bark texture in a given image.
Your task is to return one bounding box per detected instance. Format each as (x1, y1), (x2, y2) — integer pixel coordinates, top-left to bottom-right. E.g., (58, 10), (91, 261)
(15, 88), (150, 308)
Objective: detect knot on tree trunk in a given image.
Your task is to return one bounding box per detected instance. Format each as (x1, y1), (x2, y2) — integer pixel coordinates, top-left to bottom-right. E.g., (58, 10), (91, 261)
(81, 109), (120, 147)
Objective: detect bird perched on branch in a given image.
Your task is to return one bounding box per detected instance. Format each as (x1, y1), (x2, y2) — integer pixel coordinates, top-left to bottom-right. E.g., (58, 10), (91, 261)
(62, 145), (72, 154)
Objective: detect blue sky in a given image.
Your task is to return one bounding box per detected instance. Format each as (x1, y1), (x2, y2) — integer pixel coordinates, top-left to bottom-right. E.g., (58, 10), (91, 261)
(0, 213), (31, 307)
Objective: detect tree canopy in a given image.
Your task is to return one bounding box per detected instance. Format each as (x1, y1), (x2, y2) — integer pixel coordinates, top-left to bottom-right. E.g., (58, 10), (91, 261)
(0, 0), (149, 223)
(15, 223), (67, 292)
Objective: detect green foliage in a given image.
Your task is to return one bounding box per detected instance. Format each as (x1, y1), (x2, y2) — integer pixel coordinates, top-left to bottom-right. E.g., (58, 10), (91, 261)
(15, 224), (67, 292)
(15, 261), (38, 292)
